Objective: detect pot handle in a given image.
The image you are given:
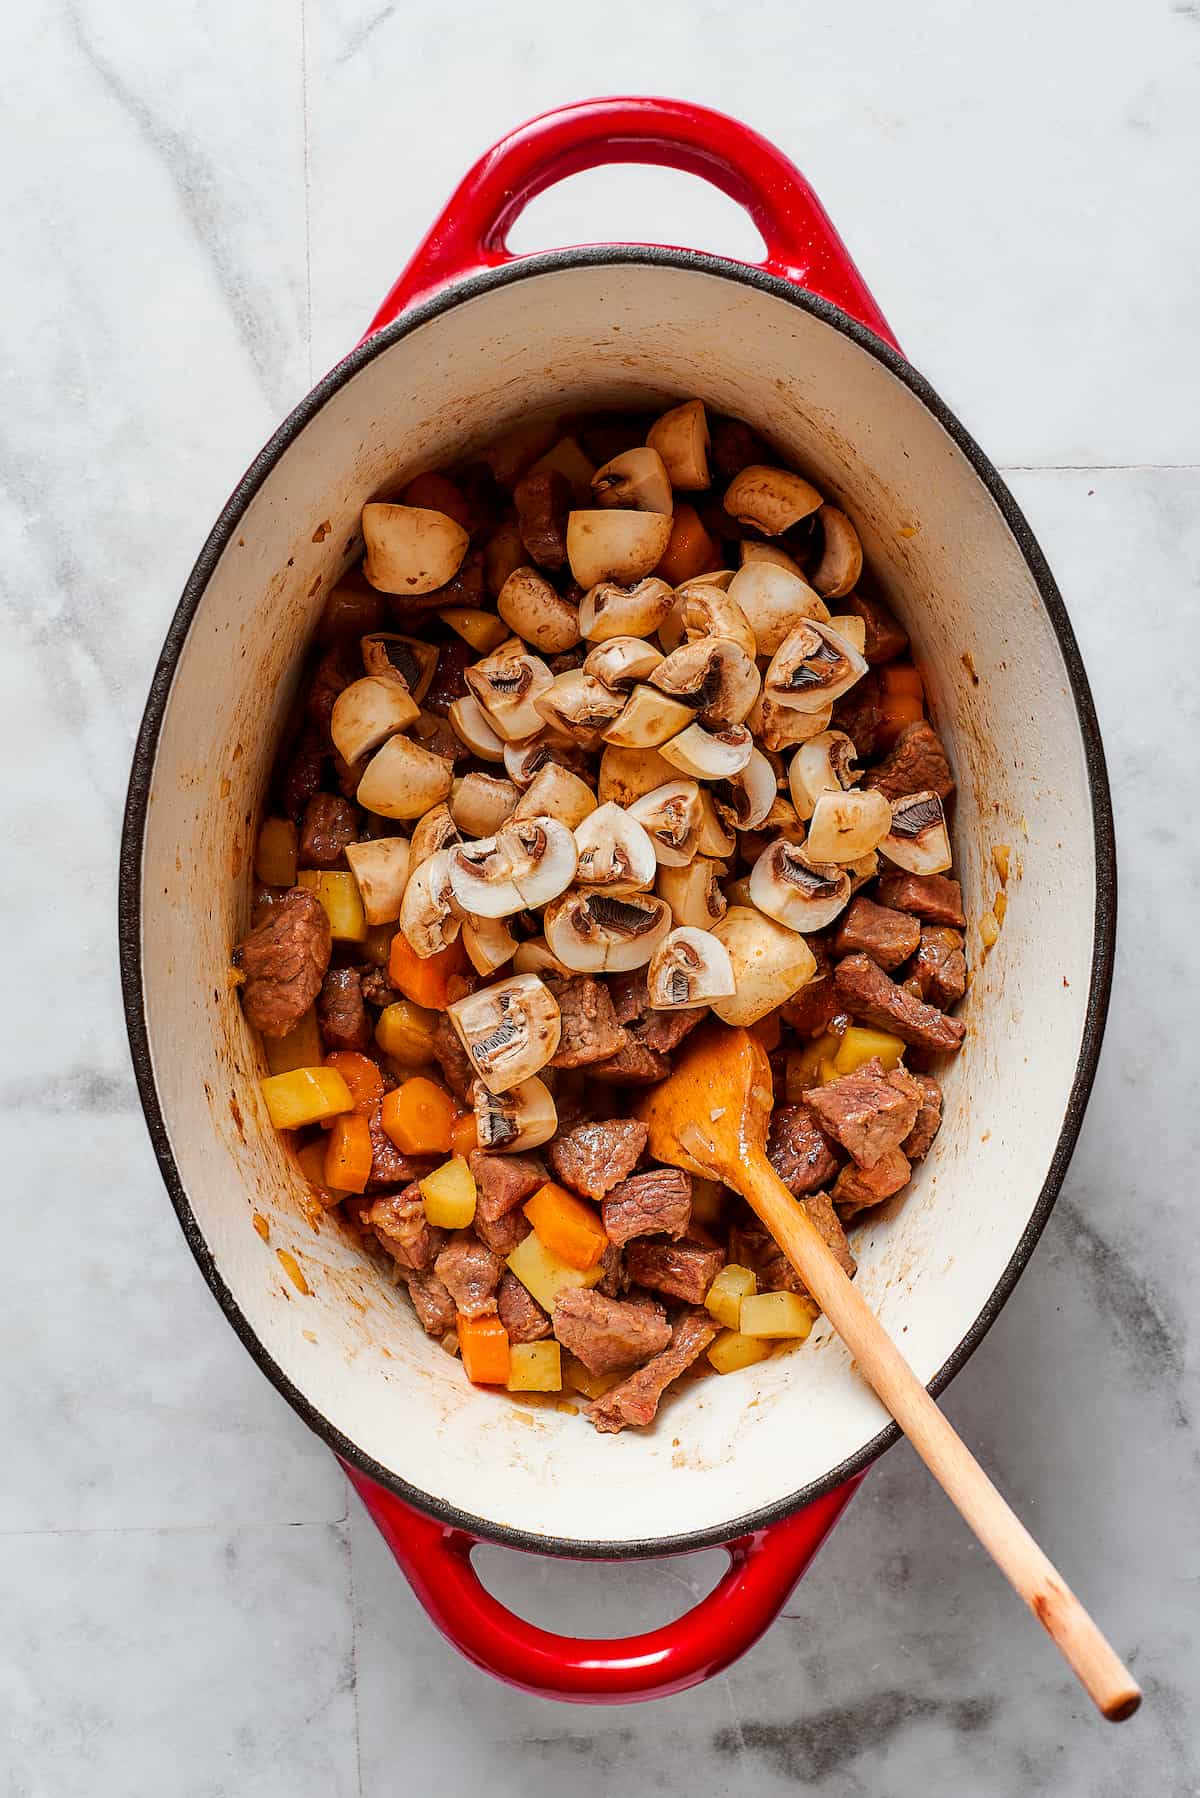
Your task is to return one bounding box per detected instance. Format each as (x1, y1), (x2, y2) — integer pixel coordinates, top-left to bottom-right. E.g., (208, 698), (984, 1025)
(344, 1461), (860, 1703)
(364, 95), (898, 347)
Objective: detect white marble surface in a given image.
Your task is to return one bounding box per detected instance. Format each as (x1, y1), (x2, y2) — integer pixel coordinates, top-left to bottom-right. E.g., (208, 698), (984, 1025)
(2, 0), (1197, 1789)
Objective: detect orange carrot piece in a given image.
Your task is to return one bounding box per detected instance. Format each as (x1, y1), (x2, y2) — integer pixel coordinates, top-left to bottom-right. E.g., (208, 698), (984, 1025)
(401, 471), (474, 532)
(449, 1112), (479, 1159)
(324, 1051), (386, 1113)
(323, 1113), (374, 1194)
(881, 664), (924, 699)
(654, 503), (719, 586)
(387, 932), (471, 1010)
(457, 1312), (510, 1385)
(381, 1077), (456, 1156)
(295, 1137), (337, 1192)
(876, 693), (924, 748)
(523, 1182), (609, 1271)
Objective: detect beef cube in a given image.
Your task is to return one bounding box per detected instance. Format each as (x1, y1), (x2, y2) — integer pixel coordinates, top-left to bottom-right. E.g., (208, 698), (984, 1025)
(513, 467), (570, 570)
(497, 1271), (551, 1343)
(299, 792), (359, 869)
(423, 636), (473, 717)
(874, 872), (966, 928)
(635, 1007), (705, 1056)
(316, 967), (371, 1053)
(830, 671), (883, 759)
(842, 592), (909, 665)
(602, 971), (701, 1054)
(305, 642), (356, 735)
(233, 888), (331, 1038)
(589, 1037), (670, 1085)
(727, 1219), (804, 1296)
(767, 1104), (840, 1195)
(360, 964), (402, 1009)
(903, 1072), (943, 1161)
(552, 1288), (672, 1374)
(708, 415), (771, 479)
(602, 1169), (693, 1247)
(833, 1147), (911, 1216)
(624, 1237), (725, 1306)
(468, 1152), (547, 1222)
(364, 1100), (435, 1191)
(608, 969), (649, 1026)
(401, 1266), (457, 1336)
(434, 1233), (504, 1318)
(369, 1185), (445, 1270)
(595, 1240), (627, 1298)
(281, 727), (327, 823)
(779, 940), (841, 1039)
(473, 1205), (531, 1258)
(548, 1118), (648, 1201)
(835, 954), (966, 1054)
(909, 927), (967, 1010)
(429, 1012), (476, 1103)
(802, 1190), (857, 1281)
(804, 1058), (925, 1169)
(547, 977), (629, 1069)
(588, 1310), (718, 1433)
(863, 720), (955, 803)
(833, 897), (922, 971)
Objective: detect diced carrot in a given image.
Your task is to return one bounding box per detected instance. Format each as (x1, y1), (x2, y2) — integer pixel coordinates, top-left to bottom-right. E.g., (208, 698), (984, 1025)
(457, 1312), (510, 1385)
(875, 693), (924, 749)
(323, 1113), (374, 1194)
(881, 664), (924, 699)
(295, 1136), (338, 1198)
(654, 503), (719, 586)
(324, 1051), (386, 1113)
(381, 1077), (456, 1155)
(400, 471), (474, 533)
(387, 931), (471, 1010)
(523, 1182), (609, 1272)
(449, 1111), (479, 1158)
(749, 1009), (782, 1052)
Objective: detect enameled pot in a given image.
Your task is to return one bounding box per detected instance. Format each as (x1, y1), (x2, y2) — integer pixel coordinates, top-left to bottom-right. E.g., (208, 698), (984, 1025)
(120, 97), (1115, 1703)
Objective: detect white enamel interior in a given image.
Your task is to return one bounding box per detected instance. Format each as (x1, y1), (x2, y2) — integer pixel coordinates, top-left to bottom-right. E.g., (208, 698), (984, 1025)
(138, 261), (1097, 1550)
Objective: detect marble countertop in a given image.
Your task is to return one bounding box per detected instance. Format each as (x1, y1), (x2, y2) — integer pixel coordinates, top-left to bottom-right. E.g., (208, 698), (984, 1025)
(4, 1), (1197, 1791)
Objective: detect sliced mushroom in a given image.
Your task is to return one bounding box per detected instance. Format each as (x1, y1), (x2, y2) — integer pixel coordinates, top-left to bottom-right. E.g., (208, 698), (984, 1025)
(361, 633), (438, 703)
(577, 576), (676, 643)
(543, 890), (672, 973)
(591, 447), (673, 514)
(484, 521), (527, 597)
(727, 562), (829, 655)
(805, 787), (892, 863)
(438, 607), (510, 654)
(749, 691), (835, 753)
(695, 786), (737, 857)
(628, 779), (703, 868)
(847, 849), (880, 891)
(597, 744), (678, 806)
(398, 847), (462, 957)
(711, 749), (777, 831)
(567, 511), (673, 589)
(528, 435), (596, 504)
(361, 502), (469, 595)
(810, 504), (863, 598)
(356, 735), (453, 821)
(787, 729), (861, 820)
(573, 802), (658, 893)
(464, 646), (555, 742)
(344, 837), (411, 926)
(656, 857), (728, 930)
(602, 685), (696, 749)
(448, 973), (561, 1094)
(749, 840), (852, 932)
(472, 1074), (558, 1153)
(444, 835), (522, 918)
(678, 581), (757, 659)
(761, 793), (802, 836)
(499, 815), (578, 908)
(659, 721), (753, 780)
(449, 771), (520, 838)
(764, 618), (868, 714)
(448, 693), (507, 764)
(710, 905), (819, 1025)
(533, 670), (625, 745)
(739, 540), (804, 576)
(512, 762), (597, 830)
(882, 791), (953, 875)
(650, 638), (760, 728)
(646, 926), (735, 1009)
(583, 636), (665, 690)
(723, 466), (823, 536)
(496, 567), (581, 654)
(511, 936), (574, 978)
(657, 599), (685, 655)
(461, 913), (518, 977)
(503, 729), (591, 787)
(646, 398), (710, 490)
(828, 612), (867, 656)
(408, 802), (460, 868)
(329, 674), (420, 766)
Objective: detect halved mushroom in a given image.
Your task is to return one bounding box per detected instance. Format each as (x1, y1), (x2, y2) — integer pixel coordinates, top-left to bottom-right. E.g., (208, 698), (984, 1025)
(444, 836), (522, 918)
(695, 786), (737, 857)
(512, 762), (597, 830)
(329, 675), (420, 766)
(628, 779), (703, 868)
(461, 913), (518, 977)
(448, 693), (507, 764)
(710, 905), (818, 1025)
(647, 398), (710, 490)
(656, 857), (728, 930)
(591, 447), (674, 514)
(749, 691), (835, 753)
(805, 787), (892, 862)
(659, 721), (753, 780)
(528, 435), (596, 504)
(657, 599), (685, 655)
(739, 540), (804, 576)
(828, 613), (867, 656)
(356, 735), (453, 821)
(448, 973), (561, 1094)
(484, 521), (527, 597)
(496, 567), (581, 654)
(602, 685), (696, 749)
(723, 466), (823, 536)
(646, 926), (735, 1009)
(344, 837), (411, 926)
(577, 576), (675, 643)
(749, 840), (852, 932)
(503, 730), (591, 787)
(472, 1074), (558, 1153)
(464, 646), (555, 742)
(726, 562), (829, 655)
(543, 890), (673, 973)
(764, 618), (868, 714)
(711, 749), (777, 831)
(567, 511), (673, 590)
(649, 638), (760, 728)
(362, 502), (469, 595)
(499, 815), (579, 908)
(882, 791), (953, 875)
(847, 849), (880, 891)
(449, 771), (520, 838)
(597, 744), (678, 806)
(810, 505), (863, 599)
(534, 670), (625, 745)
(439, 607), (511, 654)
(583, 636), (665, 690)
(511, 937), (574, 978)
(361, 633), (438, 703)
(399, 848), (462, 957)
(678, 582), (757, 659)
(787, 729), (861, 820)
(408, 802), (460, 868)
(573, 802), (658, 893)
(761, 794), (802, 836)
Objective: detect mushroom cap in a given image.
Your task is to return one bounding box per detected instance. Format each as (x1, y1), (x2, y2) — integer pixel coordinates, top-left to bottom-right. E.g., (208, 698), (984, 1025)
(655, 857), (729, 931)
(344, 836), (411, 928)
(464, 647), (556, 742)
(658, 721), (754, 780)
(503, 729), (592, 787)
(722, 466), (823, 536)
(882, 791), (953, 874)
(764, 618), (868, 714)
(511, 762), (597, 830)
(739, 540), (804, 576)
(748, 839), (852, 933)
(449, 771), (521, 838)
(355, 734), (454, 821)
(602, 684), (696, 749)
(362, 502), (470, 595)
(445, 835), (522, 919)
(649, 637), (761, 728)
(710, 905), (819, 1025)
(577, 575), (676, 643)
(810, 505), (864, 599)
(533, 670), (625, 745)
(583, 636), (665, 690)
(695, 787), (737, 857)
(787, 729), (861, 820)
(804, 787), (892, 863)
(628, 779), (704, 868)
(646, 926), (736, 1009)
(472, 1074), (558, 1152)
(678, 582), (757, 659)
(448, 973), (562, 1094)
(726, 562), (829, 655)
(511, 936), (574, 978)
(573, 802), (659, 893)
(749, 691), (835, 753)
(591, 446), (674, 514)
(460, 913), (518, 977)
(329, 674), (420, 766)
(501, 815), (579, 908)
(597, 743), (679, 807)
(496, 566), (581, 654)
(567, 510), (674, 589)
(543, 889), (673, 973)
(711, 748), (777, 831)
(408, 802), (461, 868)
(647, 398), (710, 490)
(448, 693), (507, 763)
(398, 847), (462, 958)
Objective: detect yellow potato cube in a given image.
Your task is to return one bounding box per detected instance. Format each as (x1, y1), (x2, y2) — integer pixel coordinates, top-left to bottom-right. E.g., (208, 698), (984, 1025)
(704, 1264), (757, 1330)
(438, 607), (510, 653)
(374, 999), (437, 1065)
(739, 1291), (819, 1340)
(419, 1157), (477, 1230)
(560, 1353), (622, 1401)
(784, 1035), (840, 1100)
(507, 1340), (563, 1392)
(707, 1331), (775, 1375)
(260, 1066), (353, 1130)
(296, 870), (367, 943)
(262, 1007), (323, 1075)
(506, 1231), (604, 1315)
(833, 1026), (905, 1076)
(255, 817), (298, 887)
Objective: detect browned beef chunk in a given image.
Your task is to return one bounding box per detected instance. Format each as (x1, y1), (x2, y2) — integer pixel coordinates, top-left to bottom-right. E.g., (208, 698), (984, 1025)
(588, 1310), (718, 1433)
(429, 546), (486, 615)
(331, 751), (365, 799)
(602, 1169), (692, 1247)
(281, 727), (327, 823)
(624, 1237), (725, 1306)
(299, 792), (359, 869)
(360, 964), (402, 1009)
(709, 415), (771, 480)
(306, 642), (356, 735)
(468, 1152), (547, 1221)
(316, 967), (371, 1052)
(369, 1184), (445, 1269)
(595, 970), (703, 1062)
(802, 1190), (858, 1281)
(513, 468), (570, 570)
(842, 592), (909, 665)
(548, 646), (586, 675)
(429, 1012), (475, 1102)
(903, 1072), (943, 1161)
(830, 671), (883, 759)
(863, 720), (955, 803)
(835, 954), (966, 1054)
(728, 1218), (804, 1296)
(498, 1271), (551, 1343)
(833, 1146), (911, 1216)
(909, 927), (967, 1010)
(547, 977), (629, 1069)
(473, 1205), (530, 1258)
(364, 1100), (435, 1191)
(608, 970), (649, 1026)
(804, 1058), (925, 1170)
(234, 888), (331, 1038)
(589, 1037), (670, 1085)
(595, 1240), (627, 1298)
(402, 1266), (457, 1336)
(833, 897), (922, 971)
(636, 1007), (704, 1055)
(767, 1103), (840, 1194)
(552, 1288), (672, 1374)
(423, 637), (473, 717)
(434, 1233), (504, 1318)
(873, 872), (966, 928)
(572, 411), (656, 466)
(548, 1118), (648, 1201)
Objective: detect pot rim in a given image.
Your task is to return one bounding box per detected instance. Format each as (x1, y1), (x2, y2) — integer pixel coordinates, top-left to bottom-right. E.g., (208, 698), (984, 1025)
(119, 246), (1116, 1560)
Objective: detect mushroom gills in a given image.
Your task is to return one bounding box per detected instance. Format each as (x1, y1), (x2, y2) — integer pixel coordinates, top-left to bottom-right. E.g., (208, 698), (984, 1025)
(360, 633), (439, 703)
(882, 791), (953, 874)
(543, 889), (672, 972)
(472, 1075), (558, 1153)
(646, 927), (736, 1009)
(749, 839), (851, 932)
(449, 973), (561, 1093)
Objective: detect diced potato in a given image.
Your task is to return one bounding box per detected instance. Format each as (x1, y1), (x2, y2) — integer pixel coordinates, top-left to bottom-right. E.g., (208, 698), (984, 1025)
(255, 817), (298, 886)
(739, 1291), (819, 1340)
(560, 1352), (622, 1400)
(833, 1026), (905, 1076)
(707, 1330), (775, 1375)
(506, 1230), (605, 1314)
(296, 870), (367, 943)
(261, 1066), (354, 1130)
(438, 607), (510, 653)
(689, 1177), (725, 1228)
(375, 998), (438, 1065)
(362, 923), (395, 966)
(507, 1340), (563, 1392)
(705, 1263), (757, 1330)
(784, 1035), (840, 1100)
(419, 1157), (477, 1229)
(263, 1007), (323, 1075)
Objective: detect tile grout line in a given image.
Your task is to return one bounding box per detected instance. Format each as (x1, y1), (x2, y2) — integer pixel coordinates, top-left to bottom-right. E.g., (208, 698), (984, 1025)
(0, 1518), (344, 1541)
(345, 1488), (366, 1798)
(300, 0), (313, 385)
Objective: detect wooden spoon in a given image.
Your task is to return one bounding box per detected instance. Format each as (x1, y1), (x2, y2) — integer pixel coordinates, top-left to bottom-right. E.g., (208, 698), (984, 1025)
(636, 1020), (1141, 1722)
